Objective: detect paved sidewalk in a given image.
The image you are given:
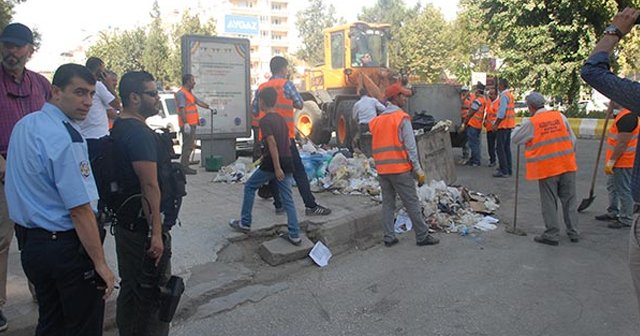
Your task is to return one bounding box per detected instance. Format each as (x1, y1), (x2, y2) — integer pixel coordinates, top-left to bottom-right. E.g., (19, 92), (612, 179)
(4, 159), (378, 334)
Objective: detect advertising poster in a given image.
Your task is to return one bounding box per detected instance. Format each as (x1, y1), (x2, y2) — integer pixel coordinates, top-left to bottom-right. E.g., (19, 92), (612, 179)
(181, 35), (251, 138)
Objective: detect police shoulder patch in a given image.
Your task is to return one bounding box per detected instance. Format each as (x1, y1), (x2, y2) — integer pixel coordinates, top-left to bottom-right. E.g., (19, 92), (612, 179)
(80, 160), (91, 178)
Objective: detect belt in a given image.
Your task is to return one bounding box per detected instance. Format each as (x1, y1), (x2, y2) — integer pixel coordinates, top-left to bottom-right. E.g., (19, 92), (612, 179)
(23, 227), (78, 241)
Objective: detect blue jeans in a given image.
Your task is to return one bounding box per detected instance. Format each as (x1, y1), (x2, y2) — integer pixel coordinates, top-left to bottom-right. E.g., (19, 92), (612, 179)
(496, 128), (513, 175)
(486, 131), (497, 164)
(466, 126), (482, 165)
(271, 139), (317, 209)
(242, 168), (299, 238)
(607, 167), (634, 225)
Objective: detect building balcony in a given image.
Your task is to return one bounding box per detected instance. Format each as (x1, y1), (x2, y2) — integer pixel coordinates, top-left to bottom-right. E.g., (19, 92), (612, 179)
(270, 24), (289, 32)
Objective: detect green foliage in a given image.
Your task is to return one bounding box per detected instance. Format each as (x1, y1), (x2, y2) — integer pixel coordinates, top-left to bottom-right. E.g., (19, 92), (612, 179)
(470, 0), (621, 104)
(168, 9), (216, 87)
(295, 0), (339, 65)
(142, 1), (171, 87)
(87, 28), (146, 76)
(357, 0), (420, 70)
(396, 5), (449, 83)
(86, 2), (216, 88)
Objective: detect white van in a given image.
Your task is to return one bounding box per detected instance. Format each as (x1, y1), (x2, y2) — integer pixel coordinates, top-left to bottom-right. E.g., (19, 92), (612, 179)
(146, 92), (181, 146)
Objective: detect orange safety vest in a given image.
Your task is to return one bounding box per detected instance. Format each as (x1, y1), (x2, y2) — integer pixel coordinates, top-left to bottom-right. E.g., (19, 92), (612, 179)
(484, 98), (499, 131)
(369, 109), (413, 175)
(498, 90), (516, 129)
(524, 111), (577, 180)
(251, 110), (266, 140)
(467, 95), (486, 129)
(605, 108), (639, 168)
(176, 87), (199, 127)
(257, 78), (295, 139)
(461, 93), (475, 120)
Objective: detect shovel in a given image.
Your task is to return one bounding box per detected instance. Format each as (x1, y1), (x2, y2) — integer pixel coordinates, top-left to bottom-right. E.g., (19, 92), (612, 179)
(577, 103), (613, 212)
(506, 145), (527, 236)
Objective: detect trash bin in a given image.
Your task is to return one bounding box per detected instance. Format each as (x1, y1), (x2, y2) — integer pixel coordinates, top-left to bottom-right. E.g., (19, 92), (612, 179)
(416, 128), (456, 184)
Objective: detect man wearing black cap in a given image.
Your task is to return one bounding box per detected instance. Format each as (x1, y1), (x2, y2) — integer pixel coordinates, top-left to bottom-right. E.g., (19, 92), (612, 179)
(0, 22), (51, 332)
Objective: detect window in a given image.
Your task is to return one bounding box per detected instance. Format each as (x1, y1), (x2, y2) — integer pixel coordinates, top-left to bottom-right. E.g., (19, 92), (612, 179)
(330, 31), (345, 69)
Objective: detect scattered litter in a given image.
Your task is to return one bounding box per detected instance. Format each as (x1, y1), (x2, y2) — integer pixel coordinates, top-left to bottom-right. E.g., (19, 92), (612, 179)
(309, 241), (332, 267)
(394, 210), (413, 233)
(211, 134), (502, 239)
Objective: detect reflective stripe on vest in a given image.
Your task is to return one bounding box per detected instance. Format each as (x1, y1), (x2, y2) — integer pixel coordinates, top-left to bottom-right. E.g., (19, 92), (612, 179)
(369, 110), (413, 175)
(605, 109), (639, 168)
(258, 79), (295, 139)
(467, 96), (486, 129)
(498, 90), (516, 129)
(524, 111), (577, 180)
(176, 87), (198, 127)
(484, 98), (499, 130)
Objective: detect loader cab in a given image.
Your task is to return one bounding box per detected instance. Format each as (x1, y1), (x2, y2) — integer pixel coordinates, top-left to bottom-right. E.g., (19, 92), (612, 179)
(305, 22), (391, 94)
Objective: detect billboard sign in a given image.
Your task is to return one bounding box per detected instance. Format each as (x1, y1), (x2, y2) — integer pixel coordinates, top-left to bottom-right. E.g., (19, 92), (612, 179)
(181, 35), (251, 138)
(225, 15), (259, 35)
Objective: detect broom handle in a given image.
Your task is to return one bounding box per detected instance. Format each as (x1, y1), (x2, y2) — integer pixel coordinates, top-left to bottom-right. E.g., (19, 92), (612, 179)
(513, 145), (520, 229)
(590, 103), (613, 192)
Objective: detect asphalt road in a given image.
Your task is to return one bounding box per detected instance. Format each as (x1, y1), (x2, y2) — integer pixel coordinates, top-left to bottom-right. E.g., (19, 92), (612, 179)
(172, 138), (640, 336)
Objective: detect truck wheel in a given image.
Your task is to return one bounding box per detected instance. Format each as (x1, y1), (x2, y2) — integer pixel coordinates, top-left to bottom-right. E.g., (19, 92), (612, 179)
(296, 101), (329, 145)
(335, 100), (356, 149)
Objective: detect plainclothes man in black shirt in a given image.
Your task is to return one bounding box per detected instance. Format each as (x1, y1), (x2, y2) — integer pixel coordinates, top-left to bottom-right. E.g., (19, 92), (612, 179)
(230, 87), (302, 245)
(111, 71), (170, 335)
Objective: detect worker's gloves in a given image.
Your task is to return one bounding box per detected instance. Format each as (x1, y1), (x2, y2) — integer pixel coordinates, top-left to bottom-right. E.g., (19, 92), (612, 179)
(183, 124), (192, 134)
(458, 124), (466, 134)
(414, 167), (426, 187)
(604, 160), (615, 175)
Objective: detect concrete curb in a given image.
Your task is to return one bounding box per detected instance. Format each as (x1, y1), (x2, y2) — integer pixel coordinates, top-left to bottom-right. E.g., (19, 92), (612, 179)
(516, 117), (607, 139)
(307, 207), (383, 256)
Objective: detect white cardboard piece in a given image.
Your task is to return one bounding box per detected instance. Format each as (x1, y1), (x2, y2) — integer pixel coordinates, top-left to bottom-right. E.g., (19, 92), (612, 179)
(309, 241), (332, 267)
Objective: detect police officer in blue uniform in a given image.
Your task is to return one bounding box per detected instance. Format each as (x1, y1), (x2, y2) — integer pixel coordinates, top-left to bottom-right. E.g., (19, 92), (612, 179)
(5, 63), (116, 335)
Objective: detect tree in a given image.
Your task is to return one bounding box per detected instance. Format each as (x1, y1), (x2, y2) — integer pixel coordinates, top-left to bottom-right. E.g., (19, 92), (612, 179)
(168, 9), (217, 86)
(357, 0), (420, 70)
(142, 1), (171, 87)
(295, 0), (340, 66)
(472, 0), (620, 102)
(395, 4), (449, 83)
(87, 28), (146, 76)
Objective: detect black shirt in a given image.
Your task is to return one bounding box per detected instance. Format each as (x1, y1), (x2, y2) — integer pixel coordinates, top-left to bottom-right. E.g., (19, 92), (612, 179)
(111, 118), (158, 195)
(616, 113), (639, 133)
(259, 112), (293, 173)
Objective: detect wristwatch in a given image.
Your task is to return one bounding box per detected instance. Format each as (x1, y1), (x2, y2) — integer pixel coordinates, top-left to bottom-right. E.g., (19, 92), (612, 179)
(603, 24), (624, 39)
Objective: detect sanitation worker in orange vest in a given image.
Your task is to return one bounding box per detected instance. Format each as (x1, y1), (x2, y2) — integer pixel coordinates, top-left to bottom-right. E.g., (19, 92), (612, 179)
(459, 86), (473, 164)
(176, 73), (211, 175)
(493, 78), (516, 178)
(511, 92), (579, 246)
(251, 56), (331, 216)
(461, 83), (486, 167)
(484, 88), (499, 167)
(369, 83), (440, 247)
(595, 102), (639, 229)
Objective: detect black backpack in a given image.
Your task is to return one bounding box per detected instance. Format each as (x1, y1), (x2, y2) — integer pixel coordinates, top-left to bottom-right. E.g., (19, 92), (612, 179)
(90, 128), (186, 223)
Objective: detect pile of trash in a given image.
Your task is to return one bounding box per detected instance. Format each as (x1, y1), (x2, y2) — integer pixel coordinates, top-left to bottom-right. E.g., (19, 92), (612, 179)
(212, 144), (382, 195)
(403, 180), (501, 235)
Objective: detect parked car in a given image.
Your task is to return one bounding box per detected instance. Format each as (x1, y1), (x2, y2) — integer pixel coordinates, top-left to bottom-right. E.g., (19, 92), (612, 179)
(146, 92), (180, 146)
(514, 100), (528, 115)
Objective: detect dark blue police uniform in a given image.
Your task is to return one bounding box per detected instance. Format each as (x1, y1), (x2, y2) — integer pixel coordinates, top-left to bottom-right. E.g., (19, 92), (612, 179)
(5, 102), (104, 335)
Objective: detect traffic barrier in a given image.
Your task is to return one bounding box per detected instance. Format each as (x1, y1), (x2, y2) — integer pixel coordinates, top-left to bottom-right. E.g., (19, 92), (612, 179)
(515, 117), (607, 139)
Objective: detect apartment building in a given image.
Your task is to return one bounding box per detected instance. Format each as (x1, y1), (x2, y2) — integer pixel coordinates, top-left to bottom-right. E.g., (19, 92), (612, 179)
(209, 0), (295, 88)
